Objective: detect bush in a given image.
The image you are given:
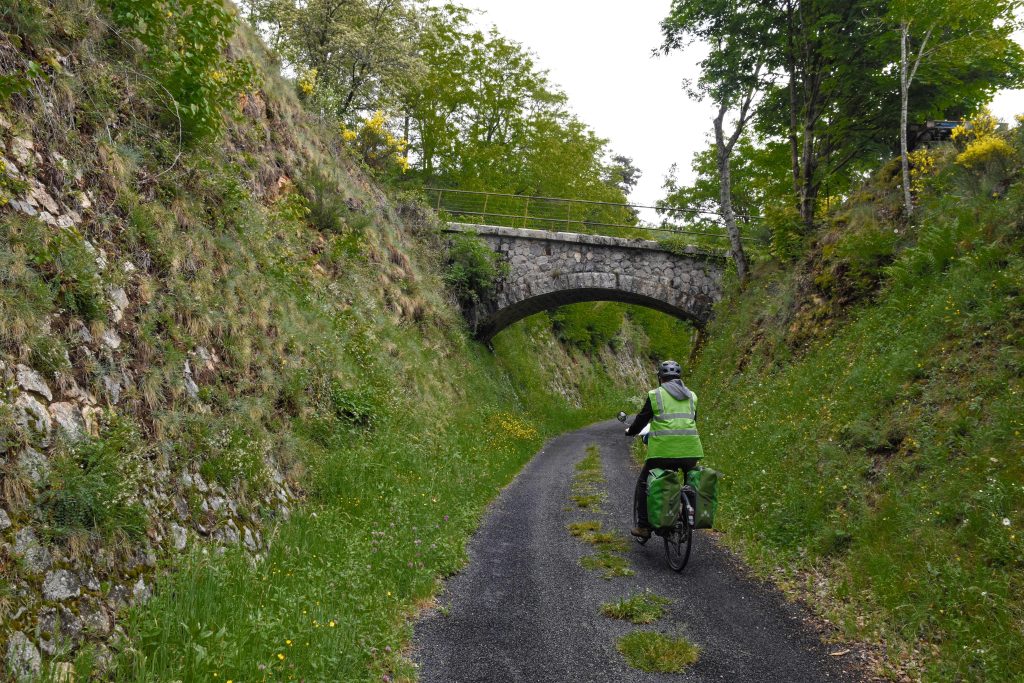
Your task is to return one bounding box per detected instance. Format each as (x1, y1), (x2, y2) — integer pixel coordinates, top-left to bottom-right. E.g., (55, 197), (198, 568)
(39, 414), (148, 542)
(10, 216), (105, 323)
(443, 231), (508, 306)
(103, 0), (257, 141)
(956, 136), (1017, 176)
(340, 111), (410, 176)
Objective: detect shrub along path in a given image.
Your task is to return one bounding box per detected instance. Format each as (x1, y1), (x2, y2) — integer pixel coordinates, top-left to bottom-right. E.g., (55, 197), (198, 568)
(414, 420), (866, 682)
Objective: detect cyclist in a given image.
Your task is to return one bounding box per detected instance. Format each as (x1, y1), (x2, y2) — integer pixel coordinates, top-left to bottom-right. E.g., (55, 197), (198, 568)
(624, 360), (704, 539)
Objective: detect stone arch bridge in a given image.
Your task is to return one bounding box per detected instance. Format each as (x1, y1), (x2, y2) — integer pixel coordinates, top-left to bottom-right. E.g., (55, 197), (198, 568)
(444, 223), (727, 341)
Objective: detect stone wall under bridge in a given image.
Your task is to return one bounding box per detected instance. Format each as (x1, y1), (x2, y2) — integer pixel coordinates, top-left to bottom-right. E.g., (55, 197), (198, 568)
(444, 223), (727, 341)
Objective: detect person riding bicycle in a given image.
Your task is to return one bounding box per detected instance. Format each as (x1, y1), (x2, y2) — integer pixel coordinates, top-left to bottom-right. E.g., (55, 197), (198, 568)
(625, 360), (704, 539)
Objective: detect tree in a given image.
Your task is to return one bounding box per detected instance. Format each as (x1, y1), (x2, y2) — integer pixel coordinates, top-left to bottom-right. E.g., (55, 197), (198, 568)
(405, 4), (635, 233)
(605, 155), (642, 195)
(250, 0), (425, 121)
(662, 0), (776, 284)
(890, 0), (1024, 217)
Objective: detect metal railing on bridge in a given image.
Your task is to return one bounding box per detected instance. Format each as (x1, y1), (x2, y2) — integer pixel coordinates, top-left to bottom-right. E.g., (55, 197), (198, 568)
(425, 187), (745, 244)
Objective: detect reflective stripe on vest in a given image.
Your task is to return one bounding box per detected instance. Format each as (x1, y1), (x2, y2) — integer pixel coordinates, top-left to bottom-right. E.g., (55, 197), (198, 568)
(647, 385), (704, 459)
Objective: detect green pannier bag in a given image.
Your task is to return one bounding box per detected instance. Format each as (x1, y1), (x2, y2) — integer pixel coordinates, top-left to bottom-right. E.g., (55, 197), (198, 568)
(647, 468), (682, 529)
(686, 467), (720, 529)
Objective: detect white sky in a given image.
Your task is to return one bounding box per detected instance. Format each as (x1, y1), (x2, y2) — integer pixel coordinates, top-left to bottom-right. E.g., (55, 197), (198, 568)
(450, 0), (1024, 210)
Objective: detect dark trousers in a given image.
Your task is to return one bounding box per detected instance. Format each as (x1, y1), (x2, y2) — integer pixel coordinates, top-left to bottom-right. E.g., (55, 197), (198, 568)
(635, 457), (700, 528)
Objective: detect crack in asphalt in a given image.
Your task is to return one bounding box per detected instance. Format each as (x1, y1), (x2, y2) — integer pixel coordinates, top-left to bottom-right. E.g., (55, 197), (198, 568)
(413, 420), (865, 682)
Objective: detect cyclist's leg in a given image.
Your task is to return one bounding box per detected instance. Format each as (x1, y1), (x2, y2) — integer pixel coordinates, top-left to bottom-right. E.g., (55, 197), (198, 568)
(634, 460), (655, 529)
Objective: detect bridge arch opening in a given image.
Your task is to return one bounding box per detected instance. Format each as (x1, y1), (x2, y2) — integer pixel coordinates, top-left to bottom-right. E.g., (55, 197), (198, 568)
(478, 287), (702, 342)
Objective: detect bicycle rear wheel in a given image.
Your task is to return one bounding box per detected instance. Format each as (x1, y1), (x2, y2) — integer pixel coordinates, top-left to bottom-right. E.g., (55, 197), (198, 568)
(664, 517), (692, 571)
(665, 486), (694, 572)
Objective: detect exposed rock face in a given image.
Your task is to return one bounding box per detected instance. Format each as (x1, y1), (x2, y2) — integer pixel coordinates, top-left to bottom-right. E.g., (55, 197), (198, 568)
(444, 223), (726, 341)
(4, 631), (41, 681)
(14, 528), (51, 574)
(108, 286), (129, 322)
(20, 447), (49, 485)
(49, 402), (87, 441)
(14, 394), (52, 445)
(132, 578), (151, 603)
(16, 364), (52, 401)
(42, 570), (81, 602)
(0, 117), (300, 683)
(170, 524), (188, 551)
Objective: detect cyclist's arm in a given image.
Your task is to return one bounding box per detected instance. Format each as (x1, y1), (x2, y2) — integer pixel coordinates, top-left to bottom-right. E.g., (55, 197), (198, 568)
(625, 397), (654, 436)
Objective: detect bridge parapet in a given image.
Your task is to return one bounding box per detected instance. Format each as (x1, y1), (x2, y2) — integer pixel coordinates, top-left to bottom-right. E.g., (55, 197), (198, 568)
(444, 223), (726, 341)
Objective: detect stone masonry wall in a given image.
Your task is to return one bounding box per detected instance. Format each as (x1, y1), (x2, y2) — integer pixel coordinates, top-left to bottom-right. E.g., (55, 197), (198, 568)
(445, 224), (726, 340)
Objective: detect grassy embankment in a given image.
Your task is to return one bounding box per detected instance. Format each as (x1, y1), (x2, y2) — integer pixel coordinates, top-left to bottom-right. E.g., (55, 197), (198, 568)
(691, 138), (1024, 680)
(0, 3), (663, 681)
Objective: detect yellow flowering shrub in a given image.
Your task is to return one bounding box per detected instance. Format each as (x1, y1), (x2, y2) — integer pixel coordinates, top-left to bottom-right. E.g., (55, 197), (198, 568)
(297, 67), (317, 96)
(950, 109), (999, 150)
(956, 136), (1016, 173)
(948, 109), (1017, 181)
(339, 111), (410, 174)
(907, 148), (936, 193)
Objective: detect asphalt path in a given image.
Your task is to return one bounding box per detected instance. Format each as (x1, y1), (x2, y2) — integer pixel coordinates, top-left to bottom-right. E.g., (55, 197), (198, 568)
(413, 420), (866, 682)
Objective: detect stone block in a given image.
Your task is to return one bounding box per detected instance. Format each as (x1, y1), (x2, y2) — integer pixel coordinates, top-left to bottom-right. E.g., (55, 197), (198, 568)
(15, 365), (52, 401)
(43, 570), (81, 601)
(5, 631), (41, 682)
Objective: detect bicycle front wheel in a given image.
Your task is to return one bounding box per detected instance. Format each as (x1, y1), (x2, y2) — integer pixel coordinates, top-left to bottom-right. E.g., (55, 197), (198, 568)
(664, 517), (692, 572)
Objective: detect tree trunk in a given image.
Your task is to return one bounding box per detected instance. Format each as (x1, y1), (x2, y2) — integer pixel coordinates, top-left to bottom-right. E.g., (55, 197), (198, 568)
(785, 0), (801, 199)
(800, 114), (817, 231)
(788, 73), (802, 199)
(900, 22), (913, 217)
(713, 111), (749, 286)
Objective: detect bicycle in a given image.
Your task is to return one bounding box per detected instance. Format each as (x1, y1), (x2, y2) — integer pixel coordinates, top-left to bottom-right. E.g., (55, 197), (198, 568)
(618, 412), (696, 572)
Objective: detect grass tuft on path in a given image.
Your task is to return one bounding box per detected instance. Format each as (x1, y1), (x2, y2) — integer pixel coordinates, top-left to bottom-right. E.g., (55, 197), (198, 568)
(570, 444), (606, 508)
(580, 551), (634, 579)
(567, 521), (628, 552)
(616, 631), (699, 672)
(567, 520), (602, 536)
(600, 592), (671, 624)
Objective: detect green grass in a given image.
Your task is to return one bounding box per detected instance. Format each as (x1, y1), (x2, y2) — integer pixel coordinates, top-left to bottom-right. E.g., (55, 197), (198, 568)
(580, 551), (634, 579)
(570, 492), (604, 509)
(0, 4), (679, 680)
(569, 445), (634, 577)
(616, 631), (699, 672)
(575, 444), (603, 474)
(567, 521), (629, 552)
(571, 444), (606, 508)
(567, 520), (602, 536)
(689, 155), (1024, 680)
(600, 592), (671, 624)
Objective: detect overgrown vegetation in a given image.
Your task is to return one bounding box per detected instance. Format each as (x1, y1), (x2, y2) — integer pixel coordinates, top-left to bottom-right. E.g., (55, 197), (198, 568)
(443, 231), (509, 307)
(0, 1), (661, 679)
(38, 415), (148, 544)
(104, 0), (257, 140)
(616, 630), (699, 673)
(600, 592), (671, 624)
(691, 115), (1024, 680)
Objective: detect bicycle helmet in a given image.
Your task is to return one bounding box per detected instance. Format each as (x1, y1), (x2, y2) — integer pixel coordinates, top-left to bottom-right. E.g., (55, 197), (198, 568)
(658, 360), (682, 380)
